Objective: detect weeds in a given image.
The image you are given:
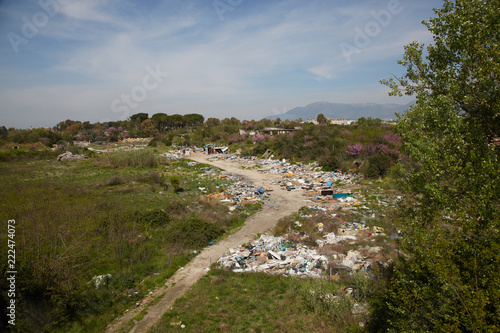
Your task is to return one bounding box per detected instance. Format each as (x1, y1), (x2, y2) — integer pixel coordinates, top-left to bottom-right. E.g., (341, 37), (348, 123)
(97, 149), (158, 168)
(102, 175), (126, 186)
(0, 157), (252, 332)
(0, 148), (59, 161)
(151, 269), (368, 332)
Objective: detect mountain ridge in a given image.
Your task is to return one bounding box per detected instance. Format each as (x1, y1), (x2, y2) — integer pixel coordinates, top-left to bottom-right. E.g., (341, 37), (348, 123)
(265, 101), (415, 121)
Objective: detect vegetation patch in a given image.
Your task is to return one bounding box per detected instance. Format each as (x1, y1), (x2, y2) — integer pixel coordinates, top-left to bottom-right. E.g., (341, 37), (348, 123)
(0, 156), (254, 332)
(150, 268), (370, 333)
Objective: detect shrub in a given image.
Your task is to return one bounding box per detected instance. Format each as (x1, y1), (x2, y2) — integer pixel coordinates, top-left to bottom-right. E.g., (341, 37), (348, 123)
(346, 143), (363, 156)
(98, 149), (157, 168)
(133, 209), (172, 227)
(318, 151), (346, 171)
(165, 218), (224, 249)
(364, 154), (393, 178)
(103, 175), (125, 186)
(169, 174), (181, 191)
(0, 149), (59, 161)
(148, 138), (160, 147)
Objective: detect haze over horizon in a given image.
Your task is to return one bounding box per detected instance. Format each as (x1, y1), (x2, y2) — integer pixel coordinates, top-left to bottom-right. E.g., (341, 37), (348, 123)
(0, 0), (441, 129)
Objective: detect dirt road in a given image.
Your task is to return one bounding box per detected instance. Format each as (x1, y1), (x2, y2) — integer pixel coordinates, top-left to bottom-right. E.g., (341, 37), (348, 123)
(107, 152), (307, 333)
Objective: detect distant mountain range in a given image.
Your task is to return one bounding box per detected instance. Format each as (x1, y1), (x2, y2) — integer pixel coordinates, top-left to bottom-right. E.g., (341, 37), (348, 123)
(265, 101), (415, 121)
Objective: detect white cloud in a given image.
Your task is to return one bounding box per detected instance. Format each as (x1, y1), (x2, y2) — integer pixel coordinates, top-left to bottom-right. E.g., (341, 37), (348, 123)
(0, 0), (440, 127)
(58, 0), (115, 23)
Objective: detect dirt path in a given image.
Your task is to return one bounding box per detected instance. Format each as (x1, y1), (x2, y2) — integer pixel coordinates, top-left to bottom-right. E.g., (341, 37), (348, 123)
(107, 153), (307, 333)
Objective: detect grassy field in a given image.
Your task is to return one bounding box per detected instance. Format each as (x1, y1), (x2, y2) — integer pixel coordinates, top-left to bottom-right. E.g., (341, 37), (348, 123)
(0, 149), (257, 332)
(150, 268), (370, 333)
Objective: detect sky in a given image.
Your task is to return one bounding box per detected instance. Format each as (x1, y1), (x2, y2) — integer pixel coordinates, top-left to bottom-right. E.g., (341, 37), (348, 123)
(0, 0), (443, 128)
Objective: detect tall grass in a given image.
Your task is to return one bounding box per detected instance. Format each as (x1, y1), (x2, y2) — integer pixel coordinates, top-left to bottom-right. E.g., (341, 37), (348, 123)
(0, 148), (59, 161)
(0, 158), (257, 332)
(151, 269), (370, 332)
(98, 149), (158, 167)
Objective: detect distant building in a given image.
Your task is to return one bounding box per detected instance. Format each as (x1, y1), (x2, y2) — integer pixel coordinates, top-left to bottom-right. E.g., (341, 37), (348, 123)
(305, 118), (319, 125)
(259, 127), (301, 136)
(328, 118), (352, 125)
(239, 127), (301, 136)
(239, 129), (256, 136)
(303, 118), (354, 125)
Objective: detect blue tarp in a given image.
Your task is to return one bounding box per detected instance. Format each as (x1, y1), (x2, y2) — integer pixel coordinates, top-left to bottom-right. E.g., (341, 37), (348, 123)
(333, 193), (353, 199)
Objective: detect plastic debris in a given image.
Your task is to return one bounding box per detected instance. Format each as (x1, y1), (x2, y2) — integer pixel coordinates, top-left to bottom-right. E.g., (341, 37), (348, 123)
(88, 274), (111, 289)
(218, 235), (328, 278)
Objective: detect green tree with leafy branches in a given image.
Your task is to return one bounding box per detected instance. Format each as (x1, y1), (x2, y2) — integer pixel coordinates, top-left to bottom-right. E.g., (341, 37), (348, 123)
(371, 1), (500, 331)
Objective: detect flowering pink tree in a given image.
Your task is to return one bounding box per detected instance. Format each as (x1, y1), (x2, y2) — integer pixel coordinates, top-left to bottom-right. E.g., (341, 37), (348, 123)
(364, 143), (390, 156)
(346, 143), (363, 156)
(364, 144), (377, 156)
(304, 141), (314, 147)
(230, 134), (239, 144)
(376, 143), (388, 153)
(252, 133), (265, 142)
(383, 148), (400, 157)
(340, 130), (351, 136)
(383, 132), (402, 145)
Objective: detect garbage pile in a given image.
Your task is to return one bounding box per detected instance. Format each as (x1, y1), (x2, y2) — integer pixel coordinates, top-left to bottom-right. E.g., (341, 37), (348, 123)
(200, 155), (363, 209)
(221, 179), (270, 205)
(199, 171), (271, 206)
(338, 221), (386, 237)
(57, 151), (88, 161)
(160, 148), (193, 160)
(217, 235), (328, 278)
(89, 274), (112, 289)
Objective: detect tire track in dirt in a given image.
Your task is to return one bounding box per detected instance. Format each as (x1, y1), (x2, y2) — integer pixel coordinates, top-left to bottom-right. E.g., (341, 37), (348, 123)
(107, 153), (307, 333)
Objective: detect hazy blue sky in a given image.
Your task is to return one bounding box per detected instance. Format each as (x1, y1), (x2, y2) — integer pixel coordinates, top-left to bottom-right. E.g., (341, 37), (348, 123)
(0, 0), (442, 128)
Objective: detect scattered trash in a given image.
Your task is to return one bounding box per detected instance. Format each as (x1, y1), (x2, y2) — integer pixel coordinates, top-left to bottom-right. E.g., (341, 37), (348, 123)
(218, 235), (328, 278)
(199, 153), (396, 281)
(88, 274), (112, 289)
(57, 151), (88, 161)
(200, 171), (271, 206)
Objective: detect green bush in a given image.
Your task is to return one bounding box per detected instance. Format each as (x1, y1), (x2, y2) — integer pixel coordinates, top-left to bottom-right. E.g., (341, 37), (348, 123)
(0, 149), (59, 161)
(103, 175), (126, 186)
(364, 154), (393, 178)
(148, 138), (160, 147)
(165, 218), (224, 249)
(133, 209), (172, 227)
(318, 151), (346, 171)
